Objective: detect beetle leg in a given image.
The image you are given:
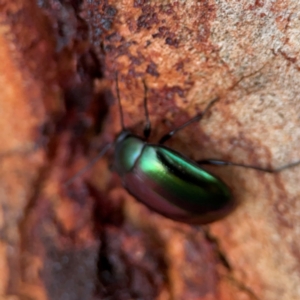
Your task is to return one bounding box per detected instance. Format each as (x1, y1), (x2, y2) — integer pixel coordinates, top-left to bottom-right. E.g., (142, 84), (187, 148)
(159, 97), (220, 144)
(65, 143), (113, 186)
(197, 159), (300, 173)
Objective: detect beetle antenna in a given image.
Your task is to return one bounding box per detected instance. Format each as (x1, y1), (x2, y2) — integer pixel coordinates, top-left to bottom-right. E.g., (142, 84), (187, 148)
(142, 79), (151, 139)
(115, 73), (125, 131)
(65, 143), (112, 186)
(159, 97), (220, 144)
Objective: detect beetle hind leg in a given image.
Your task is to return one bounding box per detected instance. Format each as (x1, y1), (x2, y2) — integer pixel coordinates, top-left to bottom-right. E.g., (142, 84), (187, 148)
(197, 159), (300, 173)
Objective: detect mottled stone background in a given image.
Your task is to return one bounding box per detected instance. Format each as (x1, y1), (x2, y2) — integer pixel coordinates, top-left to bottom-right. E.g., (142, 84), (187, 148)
(0, 1), (300, 299)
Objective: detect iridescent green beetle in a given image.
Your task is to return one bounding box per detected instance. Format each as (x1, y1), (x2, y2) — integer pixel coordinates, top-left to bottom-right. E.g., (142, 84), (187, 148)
(109, 77), (300, 224)
(114, 129), (232, 224)
(71, 76), (300, 224)
(113, 79), (233, 224)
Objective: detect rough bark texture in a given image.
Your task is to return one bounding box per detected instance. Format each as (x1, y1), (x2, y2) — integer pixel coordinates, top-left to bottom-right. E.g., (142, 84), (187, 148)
(1, 0), (300, 300)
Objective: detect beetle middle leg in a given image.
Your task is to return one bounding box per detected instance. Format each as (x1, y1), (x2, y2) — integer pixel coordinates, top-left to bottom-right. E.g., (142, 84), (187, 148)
(159, 97), (220, 144)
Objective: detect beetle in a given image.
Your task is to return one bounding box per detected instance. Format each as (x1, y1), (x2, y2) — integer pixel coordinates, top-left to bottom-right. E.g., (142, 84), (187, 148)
(69, 75), (300, 224)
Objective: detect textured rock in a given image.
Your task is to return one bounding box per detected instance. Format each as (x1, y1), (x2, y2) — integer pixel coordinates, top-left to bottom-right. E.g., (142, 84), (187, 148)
(1, 0), (300, 299)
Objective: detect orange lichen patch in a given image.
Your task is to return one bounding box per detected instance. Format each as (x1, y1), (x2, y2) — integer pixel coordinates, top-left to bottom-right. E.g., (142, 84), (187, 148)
(0, 1), (64, 299)
(0, 1), (62, 156)
(0, 242), (9, 295)
(0, 31), (42, 153)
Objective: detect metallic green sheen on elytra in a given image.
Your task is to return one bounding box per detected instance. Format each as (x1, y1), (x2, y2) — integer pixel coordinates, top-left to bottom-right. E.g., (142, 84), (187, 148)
(114, 131), (233, 224)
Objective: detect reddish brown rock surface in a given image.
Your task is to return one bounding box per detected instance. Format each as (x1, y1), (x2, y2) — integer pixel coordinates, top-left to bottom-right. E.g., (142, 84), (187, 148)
(1, 0), (300, 299)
